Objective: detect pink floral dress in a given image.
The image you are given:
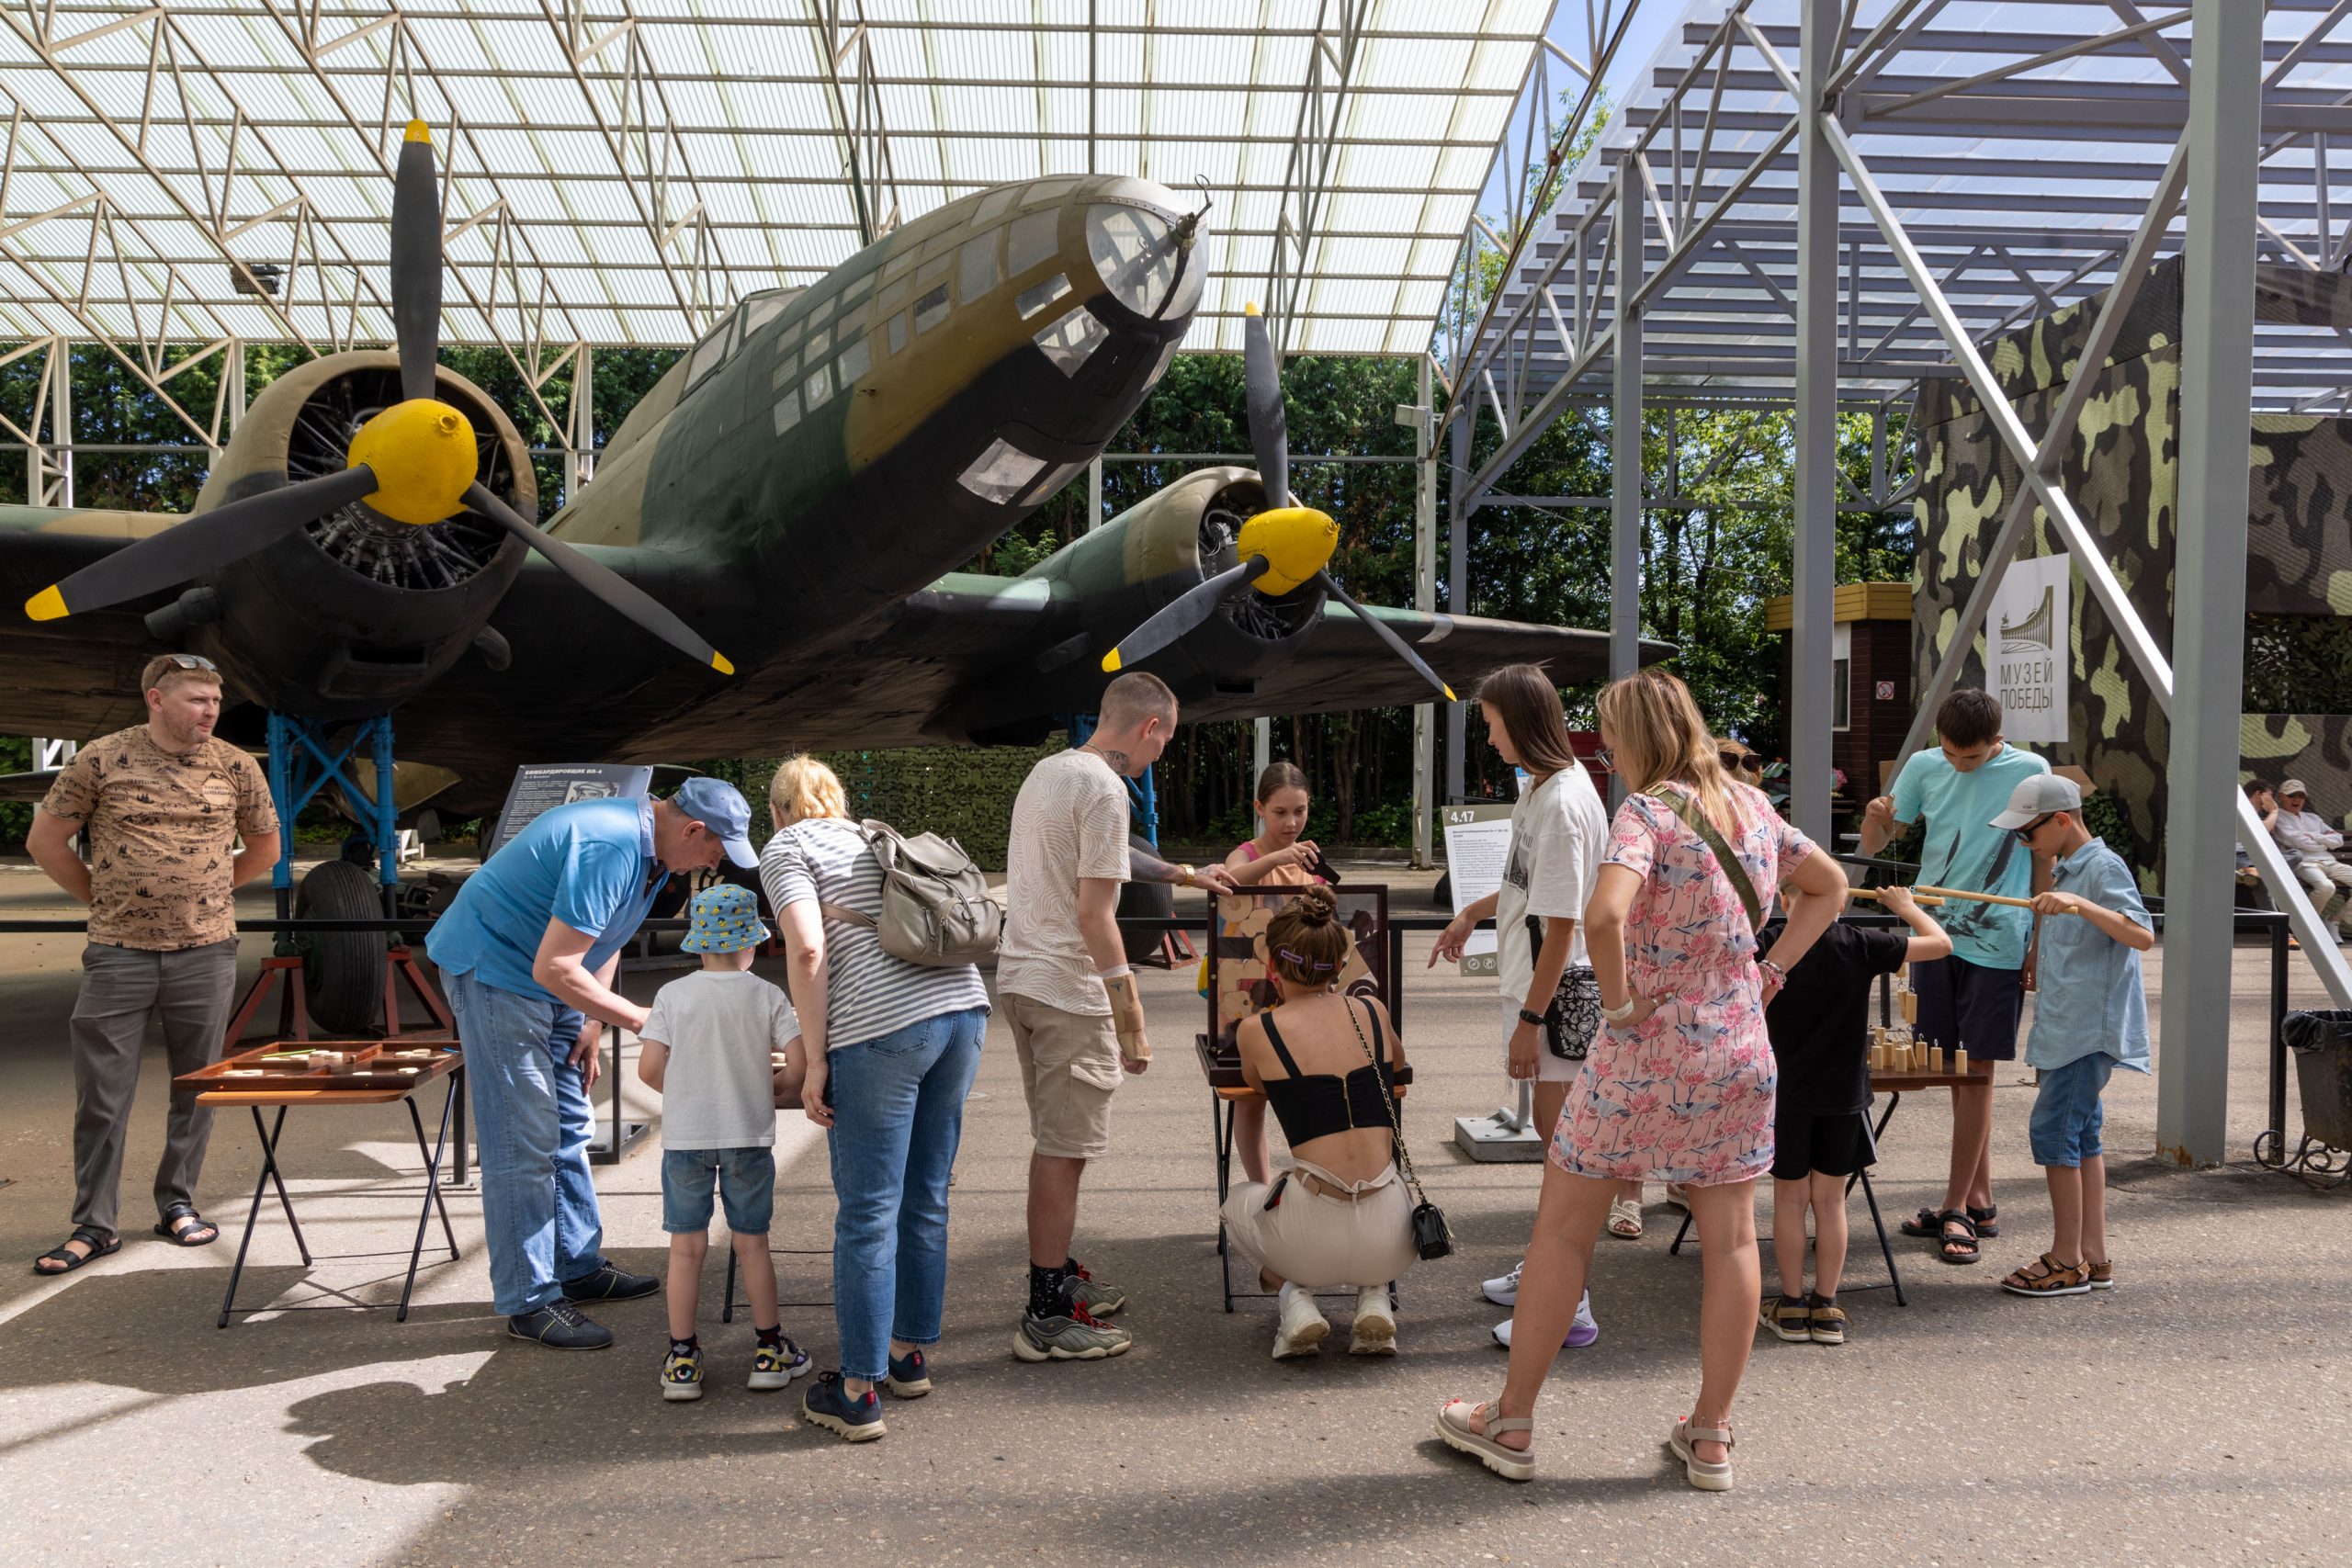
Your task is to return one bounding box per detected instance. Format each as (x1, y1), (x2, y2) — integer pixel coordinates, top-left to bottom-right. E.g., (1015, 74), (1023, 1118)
(1550, 781), (1814, 1187)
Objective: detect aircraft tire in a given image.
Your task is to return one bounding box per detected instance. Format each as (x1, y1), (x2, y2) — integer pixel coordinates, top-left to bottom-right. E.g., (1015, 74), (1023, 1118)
(297, 859), (390, 1035)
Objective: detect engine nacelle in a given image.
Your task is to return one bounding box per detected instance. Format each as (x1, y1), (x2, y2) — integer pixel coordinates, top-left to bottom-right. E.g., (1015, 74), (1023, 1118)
(944, 466), (1325, 741)
(181, 351), (536, 720)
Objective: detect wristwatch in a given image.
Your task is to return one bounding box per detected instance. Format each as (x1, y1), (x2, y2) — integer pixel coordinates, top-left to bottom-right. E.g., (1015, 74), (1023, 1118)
(1517, 1006), (1548, 1029)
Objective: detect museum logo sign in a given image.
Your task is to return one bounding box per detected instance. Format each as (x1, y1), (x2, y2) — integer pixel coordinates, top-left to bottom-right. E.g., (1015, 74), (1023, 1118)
(1986, 552), (2069, 744)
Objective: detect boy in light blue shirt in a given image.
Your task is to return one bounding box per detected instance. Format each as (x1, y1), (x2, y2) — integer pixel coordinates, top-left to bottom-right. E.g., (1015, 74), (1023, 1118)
(1988, 773), (2152, 1299)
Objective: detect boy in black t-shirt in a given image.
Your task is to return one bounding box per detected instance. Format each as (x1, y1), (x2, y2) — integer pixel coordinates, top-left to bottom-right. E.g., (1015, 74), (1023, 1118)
(1758, 886), (1951, 1345)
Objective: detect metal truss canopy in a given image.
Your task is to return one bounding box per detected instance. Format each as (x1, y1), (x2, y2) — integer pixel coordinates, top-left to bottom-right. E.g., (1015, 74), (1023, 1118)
(0, 0), (1555, 369)
(1449, 0), (2352, 465)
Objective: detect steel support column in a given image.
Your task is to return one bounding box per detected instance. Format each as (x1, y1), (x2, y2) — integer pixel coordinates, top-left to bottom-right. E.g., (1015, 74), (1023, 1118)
(1787, 0), (1840, 844)
(1446, 408), (1473, 802)
(1410, 353), (1437, 865)
(2158, 0), (2260, 1167)
(47, 338), (71, 508)
(1088, 457), (1103, 530)
(1610, 165), (1643, 703)
(564, 346), (595, 502)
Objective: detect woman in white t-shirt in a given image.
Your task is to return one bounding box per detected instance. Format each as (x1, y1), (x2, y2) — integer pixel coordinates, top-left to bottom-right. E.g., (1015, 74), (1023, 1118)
(1432, 663), (1611, 1347)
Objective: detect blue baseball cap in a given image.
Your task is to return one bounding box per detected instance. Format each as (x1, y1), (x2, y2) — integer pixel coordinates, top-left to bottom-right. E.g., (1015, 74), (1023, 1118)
(673, 776), (759, 868)
(682, 883), (769, 953)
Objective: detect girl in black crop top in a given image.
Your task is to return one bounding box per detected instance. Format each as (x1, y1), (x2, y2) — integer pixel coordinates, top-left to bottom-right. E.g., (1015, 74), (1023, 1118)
(1254, 1003), (1397, 1148)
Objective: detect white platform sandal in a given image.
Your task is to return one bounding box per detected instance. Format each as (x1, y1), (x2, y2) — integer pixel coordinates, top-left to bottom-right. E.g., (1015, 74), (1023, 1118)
(1668, 1415), (1735, 1491)
(1435, 1397), (1533, 1482)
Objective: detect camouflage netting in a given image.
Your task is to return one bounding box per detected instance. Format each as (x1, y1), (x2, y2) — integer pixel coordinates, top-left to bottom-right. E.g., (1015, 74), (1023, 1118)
(1911, 255), (2352, 885)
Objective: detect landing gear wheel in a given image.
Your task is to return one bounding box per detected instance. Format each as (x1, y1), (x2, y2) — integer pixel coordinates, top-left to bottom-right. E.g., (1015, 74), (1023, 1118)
(297, 859), (389, 1035)
(1116, 833), (1173, 966)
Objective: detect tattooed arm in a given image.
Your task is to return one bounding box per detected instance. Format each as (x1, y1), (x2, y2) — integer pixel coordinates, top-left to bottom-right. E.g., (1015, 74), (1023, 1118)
(1130, 844), (1238, 895)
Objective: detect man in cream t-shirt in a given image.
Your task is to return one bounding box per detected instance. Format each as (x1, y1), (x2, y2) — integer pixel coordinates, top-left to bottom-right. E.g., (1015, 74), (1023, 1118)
(998, 671), (1235, 1363)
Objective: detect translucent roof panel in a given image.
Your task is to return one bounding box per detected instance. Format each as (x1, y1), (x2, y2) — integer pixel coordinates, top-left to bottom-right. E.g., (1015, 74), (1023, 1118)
(1459, 0), (2352, 415)
(0, 0), (1554, 358)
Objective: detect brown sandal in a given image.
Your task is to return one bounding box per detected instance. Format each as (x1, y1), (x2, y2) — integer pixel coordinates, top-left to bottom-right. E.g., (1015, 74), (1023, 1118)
(2000, 1252), (2091, 1297)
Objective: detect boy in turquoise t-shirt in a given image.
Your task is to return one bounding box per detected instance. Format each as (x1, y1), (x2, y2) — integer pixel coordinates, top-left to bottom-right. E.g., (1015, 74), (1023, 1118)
(1859, 688), (2048, 1266)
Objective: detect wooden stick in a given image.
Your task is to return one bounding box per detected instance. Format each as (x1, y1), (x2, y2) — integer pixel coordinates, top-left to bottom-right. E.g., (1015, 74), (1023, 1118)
(1913, 883), (2048, 911)
(1848, 887), (1946, 908)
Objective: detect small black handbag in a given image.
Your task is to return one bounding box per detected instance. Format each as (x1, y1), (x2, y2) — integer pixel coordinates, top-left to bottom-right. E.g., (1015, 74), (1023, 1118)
(1525, 916), (1602, 1061)
(1345, 1000), (1453, 1260)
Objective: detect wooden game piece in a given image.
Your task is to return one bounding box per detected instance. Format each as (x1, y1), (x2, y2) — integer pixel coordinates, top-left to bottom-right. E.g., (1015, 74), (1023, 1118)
(1955, 1049), (1969, 1075)
(1929, 1046), (1944, 1073)
(1899, 990), (1918, 1023)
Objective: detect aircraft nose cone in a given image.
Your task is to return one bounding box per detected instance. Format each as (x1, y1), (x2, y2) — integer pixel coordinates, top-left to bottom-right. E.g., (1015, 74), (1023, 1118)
(347, 396), (481, 527)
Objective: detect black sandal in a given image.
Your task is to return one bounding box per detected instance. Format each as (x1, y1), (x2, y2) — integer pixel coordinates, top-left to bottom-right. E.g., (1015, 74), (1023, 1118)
(1900, 1207), (1944, 1238)
(33, 1226), (119, 1275)
(154, 1204), (220, 1247)
(1937, 1211), (1981, 1265)
(1968, 1203), (2000, 1238)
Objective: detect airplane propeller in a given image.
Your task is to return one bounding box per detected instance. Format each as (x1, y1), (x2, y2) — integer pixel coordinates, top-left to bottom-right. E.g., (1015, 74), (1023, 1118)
(1097, 303), (1453, 703)
(24, 122), (732, 677)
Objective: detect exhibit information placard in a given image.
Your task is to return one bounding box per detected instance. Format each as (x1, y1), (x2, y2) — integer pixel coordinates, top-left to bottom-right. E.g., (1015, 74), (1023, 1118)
(489, 763), (654, 856)
(1987, 553), (2070, 744)
(1441, 802), (1515, 976)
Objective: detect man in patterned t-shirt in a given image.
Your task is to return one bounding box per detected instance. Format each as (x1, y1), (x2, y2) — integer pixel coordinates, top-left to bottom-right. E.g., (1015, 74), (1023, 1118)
(1000, 671), (1235, 1363)
(28, 654), (278, 1274)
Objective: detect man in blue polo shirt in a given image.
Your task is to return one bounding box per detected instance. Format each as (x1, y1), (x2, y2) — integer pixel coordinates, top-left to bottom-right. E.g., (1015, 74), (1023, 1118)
(430, 777), (759, 1349)
(1860, 687), (2049, 1267)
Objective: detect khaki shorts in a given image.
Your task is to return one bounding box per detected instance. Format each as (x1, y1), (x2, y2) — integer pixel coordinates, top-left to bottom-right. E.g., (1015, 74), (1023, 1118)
(1003, 992), (1123, 1160)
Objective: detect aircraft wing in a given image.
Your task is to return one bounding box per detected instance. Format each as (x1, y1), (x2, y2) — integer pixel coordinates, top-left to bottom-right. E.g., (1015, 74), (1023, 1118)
(1170, 601), (1671, 724)
(0, 507), (180, 739)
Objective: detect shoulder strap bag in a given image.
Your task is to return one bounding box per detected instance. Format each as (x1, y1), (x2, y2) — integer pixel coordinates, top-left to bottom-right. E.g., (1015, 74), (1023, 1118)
(1655, 785), (1764, 942)
(1343, 1000), (1453, 1260)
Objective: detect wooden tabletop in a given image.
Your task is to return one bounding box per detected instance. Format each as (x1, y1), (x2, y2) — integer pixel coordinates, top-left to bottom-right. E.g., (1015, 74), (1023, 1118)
(182, 1040), (462, 1107)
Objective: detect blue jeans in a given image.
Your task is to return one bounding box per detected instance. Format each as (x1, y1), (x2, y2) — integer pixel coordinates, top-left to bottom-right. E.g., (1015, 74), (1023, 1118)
(447, 968), (605, 1315)
(825, 1007), (986, 1382)
(2030, 1052), (2115, 1168)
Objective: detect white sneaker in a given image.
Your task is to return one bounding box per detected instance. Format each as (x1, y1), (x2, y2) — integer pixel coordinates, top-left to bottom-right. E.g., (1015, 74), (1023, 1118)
(1272, 1282), (1330, 1359)
(1491, 1290), (1599, 1350)
(1349, 1285), (1396, 1356)
(1481, 1260), (1524, 1306)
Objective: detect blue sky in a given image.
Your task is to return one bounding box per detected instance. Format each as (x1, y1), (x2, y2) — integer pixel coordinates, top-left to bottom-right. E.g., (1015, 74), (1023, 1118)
(1476, 1), (1684, 220)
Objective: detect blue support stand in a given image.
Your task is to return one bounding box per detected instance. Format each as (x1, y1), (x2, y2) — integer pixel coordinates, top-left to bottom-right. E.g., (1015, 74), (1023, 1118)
(265, 710), (401, 917)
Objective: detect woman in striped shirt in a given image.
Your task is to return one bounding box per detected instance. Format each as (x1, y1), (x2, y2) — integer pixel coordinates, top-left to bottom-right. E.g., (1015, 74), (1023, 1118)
(761, 756), (990, 1442)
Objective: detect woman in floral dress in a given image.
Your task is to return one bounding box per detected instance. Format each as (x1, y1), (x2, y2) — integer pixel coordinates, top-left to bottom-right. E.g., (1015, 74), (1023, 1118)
(1436, 669), (1849, 1491)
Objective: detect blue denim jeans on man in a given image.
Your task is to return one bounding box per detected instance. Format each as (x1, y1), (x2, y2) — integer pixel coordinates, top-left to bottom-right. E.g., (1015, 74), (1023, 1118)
(825, 1006), (986, 1382)
(447, 967), (606, 1315)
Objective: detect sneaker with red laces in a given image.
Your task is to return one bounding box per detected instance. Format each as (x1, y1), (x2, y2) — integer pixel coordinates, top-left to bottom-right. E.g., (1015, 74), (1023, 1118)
(1062, 1258), (1125, 1316)
(1012, 1300), (1132, 1361)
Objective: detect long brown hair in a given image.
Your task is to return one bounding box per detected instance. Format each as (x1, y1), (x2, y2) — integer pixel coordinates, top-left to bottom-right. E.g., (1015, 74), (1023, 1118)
(1255, 760), (1309, 803)
(1264, 885), (1349, 987)
(1598, 669), (1751, 839)
(1476, 662), (1579, 778)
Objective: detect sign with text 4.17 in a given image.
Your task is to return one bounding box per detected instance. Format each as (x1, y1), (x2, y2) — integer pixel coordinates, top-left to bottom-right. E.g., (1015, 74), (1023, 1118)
(1987, 553), (2070, 744)
(1441, 803), (1515, 976)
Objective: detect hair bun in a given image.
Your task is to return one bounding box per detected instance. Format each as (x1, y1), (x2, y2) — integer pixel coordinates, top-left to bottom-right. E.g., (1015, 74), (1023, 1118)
(1295, 884), (1338, 923)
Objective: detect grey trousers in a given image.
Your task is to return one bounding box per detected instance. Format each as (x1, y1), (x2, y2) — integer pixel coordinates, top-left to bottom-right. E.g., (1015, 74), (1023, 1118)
(69, 940), (239, 1236)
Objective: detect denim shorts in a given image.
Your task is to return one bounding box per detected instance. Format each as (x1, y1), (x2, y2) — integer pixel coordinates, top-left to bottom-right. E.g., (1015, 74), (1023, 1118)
(2029, 1054), (2115, 1168)
(661, 1146), (775, 1235)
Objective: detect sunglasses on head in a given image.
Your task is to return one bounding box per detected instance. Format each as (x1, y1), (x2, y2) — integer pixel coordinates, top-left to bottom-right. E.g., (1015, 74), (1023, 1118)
(164, 653), (219, 672)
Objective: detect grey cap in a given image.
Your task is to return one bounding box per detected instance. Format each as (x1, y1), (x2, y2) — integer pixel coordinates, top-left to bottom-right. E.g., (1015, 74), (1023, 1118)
(1988, 772), (2083, 830)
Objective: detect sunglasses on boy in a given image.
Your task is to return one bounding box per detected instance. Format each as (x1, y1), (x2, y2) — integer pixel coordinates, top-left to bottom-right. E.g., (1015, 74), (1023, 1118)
(2012, 812), (2056, 844)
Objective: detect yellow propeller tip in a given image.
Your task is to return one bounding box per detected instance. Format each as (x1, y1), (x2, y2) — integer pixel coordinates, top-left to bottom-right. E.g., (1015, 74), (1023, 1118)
(1100, 649), (1124, 673)
(1442, 684), (1457, 702)
(25, 585), (66, 622)
(404, 119), (432, 144)
(1244, 301), (1261, 317)
(710, 652), (735, 676)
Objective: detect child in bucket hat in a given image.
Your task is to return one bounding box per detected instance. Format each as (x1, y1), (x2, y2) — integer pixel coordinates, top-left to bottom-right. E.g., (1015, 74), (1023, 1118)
(638, 883), (808, 1401)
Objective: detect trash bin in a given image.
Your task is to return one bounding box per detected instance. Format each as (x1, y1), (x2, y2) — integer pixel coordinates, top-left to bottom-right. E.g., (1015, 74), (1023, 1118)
(2281, 1010), (2352, 1151)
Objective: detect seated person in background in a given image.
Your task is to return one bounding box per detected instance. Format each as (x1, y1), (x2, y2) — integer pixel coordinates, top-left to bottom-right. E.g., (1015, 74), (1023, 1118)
(2269, 778), (2352, 924)
(1224, 886), (1416, 1360)
(637, 885), (810, 1403)
(1758, 886), (1949, 1348)
(1221, 761), (1329, 1191)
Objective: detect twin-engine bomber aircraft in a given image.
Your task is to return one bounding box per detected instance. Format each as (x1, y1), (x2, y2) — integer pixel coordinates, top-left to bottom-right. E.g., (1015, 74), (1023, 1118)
(1, 126), (1652, 820)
